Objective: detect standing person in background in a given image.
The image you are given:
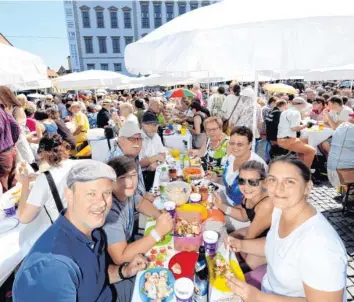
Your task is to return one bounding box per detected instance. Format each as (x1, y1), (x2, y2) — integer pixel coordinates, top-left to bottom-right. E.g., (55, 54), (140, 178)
(34, 109), (58, 138)
(97, 99), (112, 128)
(69, 102), (90, 144)
(208, 86), (226, 118)
(0, 86), (20, 192)
(192, 83), (203, 105)
(56, 96), (69, 120)
(86, 105), (99, 129)
(120, 103), (139, 125)
(189, 101), (207, 149)
(134, 99), (146, 127)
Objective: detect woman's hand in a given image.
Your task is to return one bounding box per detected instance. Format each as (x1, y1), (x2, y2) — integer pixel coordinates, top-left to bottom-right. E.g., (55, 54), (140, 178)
(224, 235), (243, 253)
(226, 275), (262, 302)
(212, 192), (223, 210)
(206, 170), (217, 181)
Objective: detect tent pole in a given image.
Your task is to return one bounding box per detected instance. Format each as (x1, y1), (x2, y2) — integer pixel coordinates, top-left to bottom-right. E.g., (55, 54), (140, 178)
(95, 89), (98, 104)
(252, 71), (259, 152)
(351, 80), (353, 90)
(207, 71), (210, 99)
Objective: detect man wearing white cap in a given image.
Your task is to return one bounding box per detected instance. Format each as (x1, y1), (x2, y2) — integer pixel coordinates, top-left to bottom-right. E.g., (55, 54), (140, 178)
(13, 160), (147, 302)
(107, 121), (146, 196)
(70, 101), (90, 144)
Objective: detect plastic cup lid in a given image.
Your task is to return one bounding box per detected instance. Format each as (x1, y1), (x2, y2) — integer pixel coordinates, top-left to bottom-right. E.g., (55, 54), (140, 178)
(190, 193), (201, 201)
(174, 278), (194, 298)
(203, 230), (219, 243)
(164, 201), (176, 210)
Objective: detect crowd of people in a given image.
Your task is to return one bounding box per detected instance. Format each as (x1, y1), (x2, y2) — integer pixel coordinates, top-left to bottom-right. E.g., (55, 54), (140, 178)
(0, 80), (353, 301)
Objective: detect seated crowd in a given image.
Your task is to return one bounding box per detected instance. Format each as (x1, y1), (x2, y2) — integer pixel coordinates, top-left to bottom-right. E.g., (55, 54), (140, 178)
(0, 82), (351, 301)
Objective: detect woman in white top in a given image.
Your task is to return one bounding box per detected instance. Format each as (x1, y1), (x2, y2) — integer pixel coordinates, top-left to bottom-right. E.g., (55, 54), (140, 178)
(226, 156), (347, 302)
(277, 97), (316, 168)
(17, 133), (77, 224)
(119, 102), (139, 125)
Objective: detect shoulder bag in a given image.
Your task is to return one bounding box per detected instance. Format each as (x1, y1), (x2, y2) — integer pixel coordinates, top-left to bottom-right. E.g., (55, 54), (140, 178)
(44, 171), (64, 224)
(222, 96), (241, 133)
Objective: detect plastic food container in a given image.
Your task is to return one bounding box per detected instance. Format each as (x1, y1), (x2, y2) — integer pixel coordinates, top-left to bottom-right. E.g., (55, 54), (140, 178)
(174, 211), (202, 252)
(189, 193), (201, 204)
(166, 181), (192, 206)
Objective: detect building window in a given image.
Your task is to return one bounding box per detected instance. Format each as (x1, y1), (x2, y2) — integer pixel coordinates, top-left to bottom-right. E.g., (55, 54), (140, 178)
(190, 1), (198, 10)
(101, 64), (109, 71)
(154, 3), (162, 28)
(123, 9), (132, 28)
(110, 11), (118, 28)
(141, 2), (150, 29)
(166, 2), (174, 22)
(178, 3), (186, 15)
(98, 36), (107, 53)
(87, 64), (95, 70)
(124, 36), (133, 47)
(111, 37), (120, 53)
(201, 1), (210, 6)
(84, 36), (93, 53)
(96, 11), (104, 28)
(114, 63), (122, 72)
(82, 11), (90, 28)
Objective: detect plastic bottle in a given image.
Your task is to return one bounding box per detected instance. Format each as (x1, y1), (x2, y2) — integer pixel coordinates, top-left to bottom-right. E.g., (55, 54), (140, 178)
(159, 165), (169, 202)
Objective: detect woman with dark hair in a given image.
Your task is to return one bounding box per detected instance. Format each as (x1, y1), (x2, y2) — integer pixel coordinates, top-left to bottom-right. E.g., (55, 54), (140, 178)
(227, 156), (347, 301)
(134, 99), (145, 126)
(215, 160), (272, 272)
(34, 109), (58, 138)
(189, 101), (207, 149)
(17, 133), (77, 224)
(47, 108), (76, 150)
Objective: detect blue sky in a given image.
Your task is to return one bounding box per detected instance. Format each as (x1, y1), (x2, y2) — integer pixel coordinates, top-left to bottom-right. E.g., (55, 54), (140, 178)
(0, 1), (68, 71)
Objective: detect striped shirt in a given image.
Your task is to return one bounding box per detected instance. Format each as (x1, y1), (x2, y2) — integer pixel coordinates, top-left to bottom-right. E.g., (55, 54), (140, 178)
(0, 108), (20, 153)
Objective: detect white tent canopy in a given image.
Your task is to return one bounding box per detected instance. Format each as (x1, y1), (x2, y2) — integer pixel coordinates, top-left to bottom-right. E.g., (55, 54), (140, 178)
(304, 64), (354, 81)
(53, 70), (131, 90)
(0, 43), (48, 90)
(125, 0), (354, 77)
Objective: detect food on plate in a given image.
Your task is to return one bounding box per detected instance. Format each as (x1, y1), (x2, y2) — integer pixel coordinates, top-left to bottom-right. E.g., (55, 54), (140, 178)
(183, 167), (202, 180)
(146, 245), (172, 269)
(142, 270), (173, 300)
(214, 253), (232, 278)
(167, 187), (186, 195)
(175, 217), (201, 236)
(190, 157), (201, 167)
(171, 263), (182, 275)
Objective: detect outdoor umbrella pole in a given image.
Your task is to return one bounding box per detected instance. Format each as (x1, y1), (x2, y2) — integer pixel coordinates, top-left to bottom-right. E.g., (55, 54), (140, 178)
(95, 89), (98, 104)
(252, 71), (259, 152)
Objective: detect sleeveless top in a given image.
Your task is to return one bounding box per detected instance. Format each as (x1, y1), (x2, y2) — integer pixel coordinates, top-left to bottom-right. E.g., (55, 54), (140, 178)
(43, 122), (58, 134)
(193, 112), (206, 133)
(241, 196), (270, 238)
(202, 138), (228, 174)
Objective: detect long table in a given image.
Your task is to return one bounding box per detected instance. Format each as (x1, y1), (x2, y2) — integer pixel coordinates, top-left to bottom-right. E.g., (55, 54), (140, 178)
(132, 168), (242, 302)
(0, 186), (51, 286)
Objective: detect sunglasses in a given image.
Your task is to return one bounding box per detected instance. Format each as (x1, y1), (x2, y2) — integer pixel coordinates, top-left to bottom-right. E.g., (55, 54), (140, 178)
(238, 177), (263, 187)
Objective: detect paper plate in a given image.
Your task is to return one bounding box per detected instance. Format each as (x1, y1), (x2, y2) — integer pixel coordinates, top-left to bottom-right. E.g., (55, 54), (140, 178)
(168, 251), (198, 280)
(0, 217), (19, 235)
(139, 268), (175, 302)
(177, 203), (209, 221)
(145, 226), (172, 246)
(207, 254), (245, 293)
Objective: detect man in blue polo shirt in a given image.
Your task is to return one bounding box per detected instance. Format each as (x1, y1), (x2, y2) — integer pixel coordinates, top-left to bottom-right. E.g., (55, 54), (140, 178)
(13, 160), (147, 302)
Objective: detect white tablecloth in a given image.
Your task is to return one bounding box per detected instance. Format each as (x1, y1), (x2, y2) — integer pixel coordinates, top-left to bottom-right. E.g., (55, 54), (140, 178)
(0, 187), (51, 286)
(301, 127), (334, 151)
(163, 132), (192, 151)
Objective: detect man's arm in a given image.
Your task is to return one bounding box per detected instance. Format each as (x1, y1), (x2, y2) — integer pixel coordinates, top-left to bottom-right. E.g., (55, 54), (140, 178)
(136, 194), (161, 219)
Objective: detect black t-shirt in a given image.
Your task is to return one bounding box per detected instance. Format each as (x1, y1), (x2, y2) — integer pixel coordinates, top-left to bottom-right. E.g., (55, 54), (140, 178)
(265, 107), (282, 141)
(97, 108), (110, 128)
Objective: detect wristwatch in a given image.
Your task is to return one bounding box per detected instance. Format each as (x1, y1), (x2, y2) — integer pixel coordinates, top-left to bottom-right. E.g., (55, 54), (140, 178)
(118, 262), (129, 280)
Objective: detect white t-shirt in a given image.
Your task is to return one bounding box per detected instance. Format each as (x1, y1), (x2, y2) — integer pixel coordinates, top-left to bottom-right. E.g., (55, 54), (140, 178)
(221, 94), (239, 120)
(27, 159), (78, 222)
(262, 208), (347, 301)
(140, 131), (167, 171)
(329, 106), (353, 123)
(126, 113), (139, 124)
(277, 107), (301, 138)
(224, 152), (267, 206)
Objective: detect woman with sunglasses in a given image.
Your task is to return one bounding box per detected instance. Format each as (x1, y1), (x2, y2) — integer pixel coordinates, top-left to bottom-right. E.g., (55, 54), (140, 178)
(226, 156), (347, 302)
(222, 127), (267, 208)
(214, 160), (272, 271)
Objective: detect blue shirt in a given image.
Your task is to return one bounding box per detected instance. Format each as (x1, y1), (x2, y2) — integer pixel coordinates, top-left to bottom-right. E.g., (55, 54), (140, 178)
(13, 212), (112, 302)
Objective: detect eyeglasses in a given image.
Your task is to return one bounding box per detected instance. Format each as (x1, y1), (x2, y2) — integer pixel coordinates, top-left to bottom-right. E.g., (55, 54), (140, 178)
(229, 142), (248, 148)
(126, 137), (142, 143)
(238, 177), (263, 187)
(205, 127), (220, 132)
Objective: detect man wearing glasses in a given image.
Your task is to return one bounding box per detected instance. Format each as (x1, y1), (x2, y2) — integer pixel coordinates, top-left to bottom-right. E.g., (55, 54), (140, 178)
(107, 121), (146, 196)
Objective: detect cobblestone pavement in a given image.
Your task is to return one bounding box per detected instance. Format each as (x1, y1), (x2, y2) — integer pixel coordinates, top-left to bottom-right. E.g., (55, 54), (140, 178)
(310, 183), (354, 300)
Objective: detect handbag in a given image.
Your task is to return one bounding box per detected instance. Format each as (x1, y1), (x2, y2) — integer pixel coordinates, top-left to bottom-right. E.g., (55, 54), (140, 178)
(104, 125), (116, 151)
(44, 171), (64, 224)
(336, 126), (354, 185)
(222, 96), (241, 133)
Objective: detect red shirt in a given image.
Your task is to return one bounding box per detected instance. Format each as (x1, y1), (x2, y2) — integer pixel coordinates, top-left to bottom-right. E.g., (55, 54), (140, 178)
(26, 118), (36, 132)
